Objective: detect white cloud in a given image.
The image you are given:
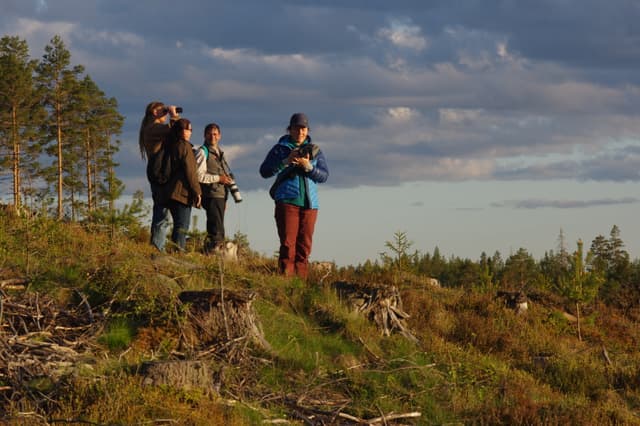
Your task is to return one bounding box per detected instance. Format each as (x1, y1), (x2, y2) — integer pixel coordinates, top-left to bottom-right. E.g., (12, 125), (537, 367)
(378, 19), (428, 51)
(386, 106), (420, 122)
(204, 47), (321, 72)
(439, 108), (482, 124)
(76, 29), (145, 48)
(390, 156), (496, 180)
(7, 18), (75, 46)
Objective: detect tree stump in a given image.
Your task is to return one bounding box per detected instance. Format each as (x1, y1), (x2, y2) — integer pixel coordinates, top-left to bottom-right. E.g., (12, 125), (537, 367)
(332, 281), (418, 342)
(140, 360), (217, 394)
(177, 289), (271, 359)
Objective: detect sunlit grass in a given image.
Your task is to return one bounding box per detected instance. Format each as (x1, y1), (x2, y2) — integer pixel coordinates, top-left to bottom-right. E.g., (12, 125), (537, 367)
(2, 210), (640, 425)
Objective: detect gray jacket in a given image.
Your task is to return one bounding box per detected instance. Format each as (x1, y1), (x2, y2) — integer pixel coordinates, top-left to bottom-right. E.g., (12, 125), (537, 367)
(194, 144), (227, 199)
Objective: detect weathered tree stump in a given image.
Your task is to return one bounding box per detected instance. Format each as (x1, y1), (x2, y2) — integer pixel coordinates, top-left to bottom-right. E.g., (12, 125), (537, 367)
(140, 360), (217, 394)
(177, 289), (271, 358)
(332, 281), (418, 342)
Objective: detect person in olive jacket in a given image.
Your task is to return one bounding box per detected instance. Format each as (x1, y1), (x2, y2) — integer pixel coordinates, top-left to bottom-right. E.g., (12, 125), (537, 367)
(158, 118), (202, 251)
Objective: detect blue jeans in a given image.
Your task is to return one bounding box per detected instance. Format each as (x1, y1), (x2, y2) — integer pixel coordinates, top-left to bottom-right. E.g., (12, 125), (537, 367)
(168, 200), (192, 251)
(150, 189), (170, 252)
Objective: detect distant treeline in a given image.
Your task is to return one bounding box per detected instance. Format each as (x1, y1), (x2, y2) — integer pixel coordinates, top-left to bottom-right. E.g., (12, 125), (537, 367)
(352, 228), (639, 309)
(0, 34), (125, 221)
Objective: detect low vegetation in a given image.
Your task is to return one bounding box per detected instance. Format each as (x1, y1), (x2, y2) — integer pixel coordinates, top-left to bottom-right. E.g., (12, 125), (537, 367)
(1, 212), (640, 425)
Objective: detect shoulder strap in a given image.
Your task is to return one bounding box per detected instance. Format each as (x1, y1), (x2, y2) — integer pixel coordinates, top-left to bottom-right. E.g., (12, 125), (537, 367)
(201, 144), (209, 160)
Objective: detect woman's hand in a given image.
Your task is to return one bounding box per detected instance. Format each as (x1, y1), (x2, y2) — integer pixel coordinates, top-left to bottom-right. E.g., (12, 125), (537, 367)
(291, 155), (310, 169)
(291, 153), (312, 172)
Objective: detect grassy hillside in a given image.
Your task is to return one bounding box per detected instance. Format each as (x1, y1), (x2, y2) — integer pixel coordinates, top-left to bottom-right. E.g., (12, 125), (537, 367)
(1, 210), (640, 425)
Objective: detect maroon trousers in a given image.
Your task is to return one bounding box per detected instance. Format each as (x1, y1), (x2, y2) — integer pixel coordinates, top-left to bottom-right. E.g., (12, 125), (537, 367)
(274, 202), (318, 278)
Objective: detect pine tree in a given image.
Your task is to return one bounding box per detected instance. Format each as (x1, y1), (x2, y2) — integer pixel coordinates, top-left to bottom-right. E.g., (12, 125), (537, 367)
(381, 231), (414, 271)
(562, 239), (604, 341)
(72, 76), (123, 216)
(499, 248), (539, 288)
(94, 97), (124, 214)
(36, 35), (85, 219)
(0, 36), (44, 209)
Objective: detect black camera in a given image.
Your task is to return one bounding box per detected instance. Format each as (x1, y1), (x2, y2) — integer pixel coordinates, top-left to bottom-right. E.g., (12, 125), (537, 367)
(293, 143), (318, 159)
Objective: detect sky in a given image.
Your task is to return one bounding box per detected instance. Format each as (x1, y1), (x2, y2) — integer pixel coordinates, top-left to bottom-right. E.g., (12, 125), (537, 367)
(2, 0), (640, 266)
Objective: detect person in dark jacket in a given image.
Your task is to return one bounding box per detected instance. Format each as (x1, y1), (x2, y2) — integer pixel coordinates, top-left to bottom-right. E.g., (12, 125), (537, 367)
(139, 101), (180, 252)
(193, 123), (234, 253)
(259, 113), (329, 278)
(158, 118), (202, 251)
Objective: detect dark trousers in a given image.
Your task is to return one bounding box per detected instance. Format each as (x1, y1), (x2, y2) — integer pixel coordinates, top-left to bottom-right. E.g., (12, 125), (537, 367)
(275, 202), (318, 278)
(203, 197), (226, 251)
(150, 185), (170, 252)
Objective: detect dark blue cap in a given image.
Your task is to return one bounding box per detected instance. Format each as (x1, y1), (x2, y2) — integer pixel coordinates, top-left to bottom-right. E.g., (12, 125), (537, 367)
(289, 113), (309, 128)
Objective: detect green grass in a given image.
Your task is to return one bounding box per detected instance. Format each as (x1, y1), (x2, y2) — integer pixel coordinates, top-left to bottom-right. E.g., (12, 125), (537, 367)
(99, 318), (135, 350)
(2, 211), (640, 425)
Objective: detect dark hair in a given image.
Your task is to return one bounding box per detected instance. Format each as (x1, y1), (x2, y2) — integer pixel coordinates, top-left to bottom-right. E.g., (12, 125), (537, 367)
(168, 118), (192, 146)
(204, 123), (221, 137)
(139, 101), (165, 160)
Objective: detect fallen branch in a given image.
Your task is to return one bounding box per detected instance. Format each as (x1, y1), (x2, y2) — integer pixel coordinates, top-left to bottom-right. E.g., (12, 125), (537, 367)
(0, 278), (29, 289)
(336, 410), (422, 424)
(368, 411), (422, 424)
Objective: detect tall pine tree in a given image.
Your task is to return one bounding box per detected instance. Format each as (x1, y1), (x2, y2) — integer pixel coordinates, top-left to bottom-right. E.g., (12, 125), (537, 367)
(0, 35), (44, 210)
(36, 35), (84, 219)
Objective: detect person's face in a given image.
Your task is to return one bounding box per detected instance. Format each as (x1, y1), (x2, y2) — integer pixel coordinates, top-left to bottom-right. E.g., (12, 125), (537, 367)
(183, 125), (192, 141)
(153, 106), (167, 122)
(290, 125), (308, 145)
(205, 127), (221, 146)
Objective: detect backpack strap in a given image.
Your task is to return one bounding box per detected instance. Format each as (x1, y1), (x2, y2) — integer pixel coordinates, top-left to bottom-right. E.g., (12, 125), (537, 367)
(201, 144), (209, 160)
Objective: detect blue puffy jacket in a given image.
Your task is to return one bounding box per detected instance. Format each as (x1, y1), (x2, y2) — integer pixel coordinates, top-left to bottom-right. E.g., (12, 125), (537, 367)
(259, 135), (329, 208)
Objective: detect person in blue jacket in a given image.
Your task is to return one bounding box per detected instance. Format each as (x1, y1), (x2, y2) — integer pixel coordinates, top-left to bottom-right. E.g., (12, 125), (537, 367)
(260, 113), (329, 279)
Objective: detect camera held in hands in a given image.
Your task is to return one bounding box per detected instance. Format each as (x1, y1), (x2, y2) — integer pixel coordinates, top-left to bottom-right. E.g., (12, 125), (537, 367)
(227, 174), (243, 203)
(292, 143), (318, 159)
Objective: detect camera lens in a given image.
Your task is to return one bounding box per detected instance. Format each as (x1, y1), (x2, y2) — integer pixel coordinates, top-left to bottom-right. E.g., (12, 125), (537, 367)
(228, 183), (243, 203)
(176, 107), (183, 113)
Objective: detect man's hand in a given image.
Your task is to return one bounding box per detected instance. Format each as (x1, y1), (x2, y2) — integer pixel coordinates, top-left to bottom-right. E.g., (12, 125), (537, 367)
(219, 174), (234, 185)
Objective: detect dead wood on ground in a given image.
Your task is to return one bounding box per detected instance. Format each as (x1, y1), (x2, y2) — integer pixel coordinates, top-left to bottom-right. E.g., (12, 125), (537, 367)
(332, 281), (418, 342)
(177, 289), (272, 360)
(0, 287), (97, 406)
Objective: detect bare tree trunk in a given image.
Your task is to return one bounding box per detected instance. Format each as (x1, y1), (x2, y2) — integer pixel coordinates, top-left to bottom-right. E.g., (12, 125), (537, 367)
(106, 130), (114, 213)
(56, 103), (63, 220)
(576, 302), (582, 341)
(11, 106), (21, 209)
(92, 152), (98, 210)
(85, 128), (93, 212)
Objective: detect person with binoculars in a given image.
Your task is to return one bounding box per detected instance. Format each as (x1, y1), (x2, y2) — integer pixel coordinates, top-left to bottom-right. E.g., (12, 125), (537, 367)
(260, 113), (329, 279)
(138, 101), (181, 252)
(194, 123), (242, 253)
